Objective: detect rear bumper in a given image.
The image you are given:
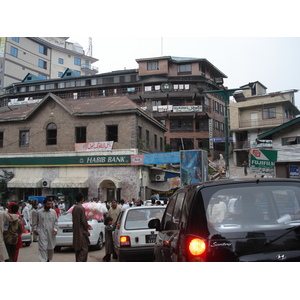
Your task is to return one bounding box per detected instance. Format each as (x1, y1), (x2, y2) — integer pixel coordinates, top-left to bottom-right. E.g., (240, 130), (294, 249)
(115, 246), (155, 261)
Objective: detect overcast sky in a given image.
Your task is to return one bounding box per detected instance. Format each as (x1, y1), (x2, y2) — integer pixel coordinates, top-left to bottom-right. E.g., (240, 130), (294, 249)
(69, 36), (300, 108)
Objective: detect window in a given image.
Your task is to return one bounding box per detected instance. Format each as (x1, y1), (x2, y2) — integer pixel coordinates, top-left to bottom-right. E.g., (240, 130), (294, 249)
(0, 131), (3, 147)
(58, 72), (63, 77)
(154, 134), (157, 149)
(106, 125), (118, 142)
(39, 45), (48, 55)
(12, 37), (19, 42)
(74, 57), (81, 66)
(170, 119), (193, 132)
(38, 74), (47, 80)
(147, 61), (159, 70)
(38, 59), (47, 69)
(160, 137), (163, 151)
(145, 130), (150, 144)
(46, 123), (57, 145)
(282, 137), (300, 146)
(10, 46), (18, 57)
(262, 107), (276, 119)
(138, 126), (142, 139)
(58, 58), (64, 64)
(19, 130), (30, 147)
(178, 64), (192, 73)
(76, 127), (86, 143)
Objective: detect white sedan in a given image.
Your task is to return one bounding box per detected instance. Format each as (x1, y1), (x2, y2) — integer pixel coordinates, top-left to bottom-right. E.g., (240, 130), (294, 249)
(54, 212), (105, 251)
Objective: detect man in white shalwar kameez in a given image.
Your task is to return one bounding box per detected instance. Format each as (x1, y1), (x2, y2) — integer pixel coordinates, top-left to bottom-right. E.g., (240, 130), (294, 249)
(0, 210), (20, 262)
(33, 198), (58, 262)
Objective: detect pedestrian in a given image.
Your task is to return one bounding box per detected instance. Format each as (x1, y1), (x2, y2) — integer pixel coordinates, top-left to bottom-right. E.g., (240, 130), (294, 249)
(72, 192), (90, 262)
(0, 208), (21, 262)
(243, 160), (248, 176)
(32, 197), (58, 262)
(21, 202), (30, 224)
(54, 205), (61, 218)
(102, 216), (116, 262)
(134, 199), (143, 206)
(107, 199), (122, 224)
(30, 201), (39, 242)
(4, 203), (23, 262)
(7, 202), (24, 262)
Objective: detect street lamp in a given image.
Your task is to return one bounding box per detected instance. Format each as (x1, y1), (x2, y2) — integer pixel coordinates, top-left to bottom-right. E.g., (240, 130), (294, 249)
(201, 87), (249, 178)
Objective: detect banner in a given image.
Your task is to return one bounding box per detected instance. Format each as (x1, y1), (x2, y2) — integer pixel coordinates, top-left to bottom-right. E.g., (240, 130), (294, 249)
(75, 141), (113, 152)
(143, 152), (180, 165)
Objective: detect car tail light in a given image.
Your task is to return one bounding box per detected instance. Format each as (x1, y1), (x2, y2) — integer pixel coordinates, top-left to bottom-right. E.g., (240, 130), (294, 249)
(120, 235), (131, 247)
(187, 236), (207, 262)
(87, 224), (93, 230)
(23, 229), (30, 234)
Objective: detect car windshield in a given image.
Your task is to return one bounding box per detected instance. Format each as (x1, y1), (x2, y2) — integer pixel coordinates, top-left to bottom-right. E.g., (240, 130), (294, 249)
(205, 184), (300, 233)
(125, 208), (165, 230)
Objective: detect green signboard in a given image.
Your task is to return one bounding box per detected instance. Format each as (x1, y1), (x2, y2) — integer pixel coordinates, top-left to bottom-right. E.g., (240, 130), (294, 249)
(250, 149), (278, 176)
(0, 155), (131, 167)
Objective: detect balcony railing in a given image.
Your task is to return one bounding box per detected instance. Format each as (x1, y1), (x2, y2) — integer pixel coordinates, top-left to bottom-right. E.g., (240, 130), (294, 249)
(239, 117), (293, 128)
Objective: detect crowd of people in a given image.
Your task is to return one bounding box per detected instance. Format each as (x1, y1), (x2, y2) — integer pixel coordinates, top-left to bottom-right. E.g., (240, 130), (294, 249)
(0, 194), (166, 262)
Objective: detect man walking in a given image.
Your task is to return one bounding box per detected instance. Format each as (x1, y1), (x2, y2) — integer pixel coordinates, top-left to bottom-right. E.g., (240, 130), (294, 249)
(33, 197), (58, 262)
(72, 193), (90, 262)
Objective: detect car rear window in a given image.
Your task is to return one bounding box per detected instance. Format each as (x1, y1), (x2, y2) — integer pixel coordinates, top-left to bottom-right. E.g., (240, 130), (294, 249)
(204, 183), (300, 232)
(125, 208), (165, 230)
(58, 212), (72, 222)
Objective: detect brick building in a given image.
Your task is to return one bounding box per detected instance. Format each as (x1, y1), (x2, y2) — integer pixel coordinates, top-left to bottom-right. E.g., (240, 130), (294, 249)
(0, 93), (166, 204)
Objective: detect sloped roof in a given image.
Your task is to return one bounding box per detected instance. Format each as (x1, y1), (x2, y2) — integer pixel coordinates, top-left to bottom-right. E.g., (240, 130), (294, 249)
(258, 116), (300, 139)
(0, 93), (166, 130)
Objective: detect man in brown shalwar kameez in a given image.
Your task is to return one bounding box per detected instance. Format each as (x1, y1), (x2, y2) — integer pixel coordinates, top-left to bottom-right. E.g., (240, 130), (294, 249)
(72, 193), (90, 262)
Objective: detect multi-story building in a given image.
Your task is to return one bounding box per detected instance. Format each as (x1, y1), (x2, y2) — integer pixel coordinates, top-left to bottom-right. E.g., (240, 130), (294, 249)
(0, 37), (98, 92)
(0, 92), (167, 204)
(230, 81), (299, 166)
(0, 55), (228, 159)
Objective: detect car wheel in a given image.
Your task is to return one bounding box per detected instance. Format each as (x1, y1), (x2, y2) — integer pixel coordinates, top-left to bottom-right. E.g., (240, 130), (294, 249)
(118, 253), (125, 262)
(25, 241), (31, 247)
(94, 233), (104, 250)
(54, 246), (61, 252)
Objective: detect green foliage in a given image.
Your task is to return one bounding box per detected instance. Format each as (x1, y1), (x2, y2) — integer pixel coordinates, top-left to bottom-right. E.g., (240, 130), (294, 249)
(0, 170), (14, 202)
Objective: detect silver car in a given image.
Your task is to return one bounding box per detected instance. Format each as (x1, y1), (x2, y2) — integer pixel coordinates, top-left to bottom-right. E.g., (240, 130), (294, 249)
(113, 206), (165, 261)
(55, 212), (105, 251)
(21, 218), (32, 247)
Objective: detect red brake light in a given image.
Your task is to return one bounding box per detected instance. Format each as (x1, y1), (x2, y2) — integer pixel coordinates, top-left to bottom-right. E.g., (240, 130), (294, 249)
(87, 224), (93, 230)
(120, 236), (131, 247)
(187, 237), (207, 262)
(23, 230), (30, 234)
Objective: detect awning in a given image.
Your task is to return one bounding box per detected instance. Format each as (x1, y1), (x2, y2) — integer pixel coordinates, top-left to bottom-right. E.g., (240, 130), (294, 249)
(7, 168), (43, 188)
(7, 177), (43, 188)
(51, 177), (89, 188)
(147, 181), (172, 192)
(51, 167), (89, 188)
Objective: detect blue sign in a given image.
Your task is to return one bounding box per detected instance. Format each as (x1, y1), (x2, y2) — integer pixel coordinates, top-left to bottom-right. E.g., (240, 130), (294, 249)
(143, 152), (180, 165)
(289, 165), (300, 178)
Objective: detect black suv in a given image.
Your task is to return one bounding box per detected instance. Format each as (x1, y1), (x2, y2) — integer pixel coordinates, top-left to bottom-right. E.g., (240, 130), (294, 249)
(149, 178), (300, 262)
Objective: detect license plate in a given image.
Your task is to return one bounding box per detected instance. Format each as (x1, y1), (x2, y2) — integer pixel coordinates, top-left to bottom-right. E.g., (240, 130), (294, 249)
(146, 234), (157, 243)
(63, 229), (73, 233)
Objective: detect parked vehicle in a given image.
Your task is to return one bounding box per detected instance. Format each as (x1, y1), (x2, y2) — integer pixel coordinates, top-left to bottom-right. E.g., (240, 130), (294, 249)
(55, 212), (105, 251)
(149, 178), (300, 262)
(21, 218), (32, 247)
(113, 206), (165, 261)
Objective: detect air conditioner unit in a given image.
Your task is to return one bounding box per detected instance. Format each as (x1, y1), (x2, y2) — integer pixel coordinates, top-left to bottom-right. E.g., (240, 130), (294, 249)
(42, 180), (51, 188)
(155, 175), (165, 182)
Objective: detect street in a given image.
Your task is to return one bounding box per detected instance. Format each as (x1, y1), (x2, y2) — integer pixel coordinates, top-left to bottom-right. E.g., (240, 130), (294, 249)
(18, 240), (118, 262)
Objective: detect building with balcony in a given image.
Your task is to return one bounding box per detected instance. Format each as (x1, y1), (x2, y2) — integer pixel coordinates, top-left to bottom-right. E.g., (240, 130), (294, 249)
(0, 55), (228, 160)
(0, 37), (98, 93)
(230, 81), (299, 167)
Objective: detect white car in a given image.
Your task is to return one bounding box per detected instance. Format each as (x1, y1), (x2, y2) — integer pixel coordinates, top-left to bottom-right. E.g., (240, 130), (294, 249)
(21, 218), (32, 247)
(55, 212), (105, 251)
(113, 206), (165, 261)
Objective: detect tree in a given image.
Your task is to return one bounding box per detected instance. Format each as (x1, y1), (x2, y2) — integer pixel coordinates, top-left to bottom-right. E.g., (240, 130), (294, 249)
(0, 170), (14, 204)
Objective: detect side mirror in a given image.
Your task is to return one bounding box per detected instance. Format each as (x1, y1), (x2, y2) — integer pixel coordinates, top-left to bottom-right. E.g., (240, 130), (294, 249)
(148, 218), (161, 231)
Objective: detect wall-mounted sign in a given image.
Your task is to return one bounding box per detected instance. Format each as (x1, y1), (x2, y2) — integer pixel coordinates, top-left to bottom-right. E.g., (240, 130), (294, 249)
(75, 141), (114, 152)
(161, 83), (173, 92)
